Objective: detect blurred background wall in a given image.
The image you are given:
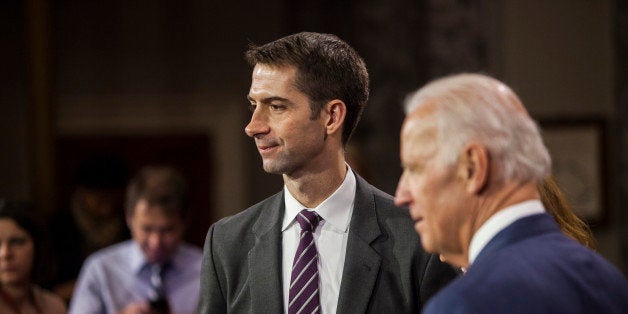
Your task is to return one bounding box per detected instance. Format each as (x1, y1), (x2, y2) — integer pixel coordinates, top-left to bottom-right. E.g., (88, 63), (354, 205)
(1, 0), (626, 273)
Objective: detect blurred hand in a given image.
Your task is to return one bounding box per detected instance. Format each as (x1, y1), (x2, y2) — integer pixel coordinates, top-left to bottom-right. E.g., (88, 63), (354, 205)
(117, 301), (154, 314)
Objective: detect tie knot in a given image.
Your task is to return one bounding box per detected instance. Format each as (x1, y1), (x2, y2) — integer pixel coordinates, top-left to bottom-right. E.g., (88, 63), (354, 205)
(296, 210), (320, 232)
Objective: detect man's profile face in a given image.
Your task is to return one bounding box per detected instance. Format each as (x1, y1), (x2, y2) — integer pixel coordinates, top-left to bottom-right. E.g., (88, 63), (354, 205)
(394, 108), (468, 258)
(245, 64), (329, 176)
(127, 199), (184, 264)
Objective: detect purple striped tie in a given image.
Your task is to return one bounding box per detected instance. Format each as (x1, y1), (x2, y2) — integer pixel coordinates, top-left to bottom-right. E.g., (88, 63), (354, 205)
(288, 210), (321, 314)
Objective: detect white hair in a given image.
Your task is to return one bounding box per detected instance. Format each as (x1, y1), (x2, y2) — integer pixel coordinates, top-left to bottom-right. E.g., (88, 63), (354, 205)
(404, 73), (551, 184)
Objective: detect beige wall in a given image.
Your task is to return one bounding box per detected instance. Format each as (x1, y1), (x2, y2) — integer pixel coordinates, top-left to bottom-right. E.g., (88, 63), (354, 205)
(498, 0), (614, 117)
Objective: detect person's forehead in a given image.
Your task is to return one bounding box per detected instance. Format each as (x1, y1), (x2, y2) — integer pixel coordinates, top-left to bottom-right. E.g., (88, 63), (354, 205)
(0, 219), (31, 238)
(402, 107), (438, 141)
(133, 201), (180, 220)
(401, 112), (439, 159)
(249, 64), (300, 97)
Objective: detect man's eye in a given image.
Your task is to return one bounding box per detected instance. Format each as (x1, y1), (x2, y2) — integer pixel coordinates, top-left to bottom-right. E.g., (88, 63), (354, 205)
(404, 164), (423, 175)
(247, 104), (256, 112)
(270, 104), (284, 111)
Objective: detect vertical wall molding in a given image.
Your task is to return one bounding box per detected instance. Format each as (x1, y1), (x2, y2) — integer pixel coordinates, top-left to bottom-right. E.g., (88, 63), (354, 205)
(26, 0), (55, 214)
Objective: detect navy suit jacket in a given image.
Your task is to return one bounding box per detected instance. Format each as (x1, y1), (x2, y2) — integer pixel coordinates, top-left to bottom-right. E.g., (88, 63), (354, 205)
(424, 213), (628, 314)
(199, 173), (458, 313)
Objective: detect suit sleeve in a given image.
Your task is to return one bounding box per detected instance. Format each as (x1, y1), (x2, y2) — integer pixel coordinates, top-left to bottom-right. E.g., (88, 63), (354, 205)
(198, 224), (228, 314)
(419, 254), (460, 307)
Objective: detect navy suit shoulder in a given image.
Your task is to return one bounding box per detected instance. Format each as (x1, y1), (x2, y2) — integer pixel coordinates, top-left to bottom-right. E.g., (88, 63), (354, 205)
(424, 214), (628, 314)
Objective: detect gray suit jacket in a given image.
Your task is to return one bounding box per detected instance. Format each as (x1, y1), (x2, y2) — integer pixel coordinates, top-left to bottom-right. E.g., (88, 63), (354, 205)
(199, 174), (457, 313)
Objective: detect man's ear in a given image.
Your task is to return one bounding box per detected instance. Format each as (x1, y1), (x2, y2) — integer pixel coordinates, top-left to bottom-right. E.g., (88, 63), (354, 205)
(325, 99), (346, 136)
(459, 143), (489, 194)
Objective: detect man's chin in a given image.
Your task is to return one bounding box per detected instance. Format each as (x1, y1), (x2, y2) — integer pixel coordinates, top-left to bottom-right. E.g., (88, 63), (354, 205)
(145, 253), (168, 264)
(419, 238), (437, 254)
(262, 161), (291, 175)
(262, 165), (283, 175)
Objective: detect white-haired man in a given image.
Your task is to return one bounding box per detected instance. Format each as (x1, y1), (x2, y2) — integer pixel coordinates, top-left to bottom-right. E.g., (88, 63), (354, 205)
(395, 73), (628, 313)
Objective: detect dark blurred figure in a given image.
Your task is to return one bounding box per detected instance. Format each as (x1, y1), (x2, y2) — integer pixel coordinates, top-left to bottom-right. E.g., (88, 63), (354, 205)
(48, 155), (130, 302)
(0, 200), (66, 313)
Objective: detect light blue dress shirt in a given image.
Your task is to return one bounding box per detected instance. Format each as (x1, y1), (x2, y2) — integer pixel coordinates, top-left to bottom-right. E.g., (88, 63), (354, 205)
(69, 240), (202, 314)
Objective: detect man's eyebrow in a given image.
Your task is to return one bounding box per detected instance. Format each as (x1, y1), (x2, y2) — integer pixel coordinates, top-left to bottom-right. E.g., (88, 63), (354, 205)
(247, 95), (290, 103)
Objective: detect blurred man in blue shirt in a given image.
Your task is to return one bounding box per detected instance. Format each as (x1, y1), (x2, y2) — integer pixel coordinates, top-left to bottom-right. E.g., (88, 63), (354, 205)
(70, 166), (202, 314)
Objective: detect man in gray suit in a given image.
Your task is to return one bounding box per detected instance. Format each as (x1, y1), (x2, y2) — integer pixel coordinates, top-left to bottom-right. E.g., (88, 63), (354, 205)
(199, 32), (457, 313)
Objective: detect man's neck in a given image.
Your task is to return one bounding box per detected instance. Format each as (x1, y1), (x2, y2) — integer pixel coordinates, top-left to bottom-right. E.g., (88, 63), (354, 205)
(283, 159), (347, 208)
(471, 181), (540, 232)
(462, 180), (541, 263)
(441, 180), (541, 268)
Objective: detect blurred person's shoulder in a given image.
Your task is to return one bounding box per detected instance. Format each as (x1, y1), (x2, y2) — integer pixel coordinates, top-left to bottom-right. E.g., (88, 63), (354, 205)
(34, 286), (67, 314)
(83, 239), (135, 269)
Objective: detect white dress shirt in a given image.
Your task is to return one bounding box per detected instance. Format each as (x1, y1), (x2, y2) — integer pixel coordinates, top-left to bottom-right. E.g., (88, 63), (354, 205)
(468, 199), (546, 265)
(281, 168), (356, 314)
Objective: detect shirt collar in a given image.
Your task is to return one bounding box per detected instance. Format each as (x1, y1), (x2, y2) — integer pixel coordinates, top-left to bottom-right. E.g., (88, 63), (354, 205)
(282, 166), (356, 233)
(130, 241), (147, 275)
(468, 199), (546, 265)
(130, 240), (181, 275)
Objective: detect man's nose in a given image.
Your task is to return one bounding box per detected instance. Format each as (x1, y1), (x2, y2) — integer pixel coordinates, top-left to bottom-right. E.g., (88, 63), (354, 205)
(147, 232), (163, 248)
(394, 174), (410, 207)
(0, 243), (10, 260)
(245, 107), (270, 138)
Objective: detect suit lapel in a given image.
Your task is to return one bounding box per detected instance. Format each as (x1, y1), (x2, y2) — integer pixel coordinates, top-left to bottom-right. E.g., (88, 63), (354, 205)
(336, 175), (382, 313)
(249, 192), (285, 313)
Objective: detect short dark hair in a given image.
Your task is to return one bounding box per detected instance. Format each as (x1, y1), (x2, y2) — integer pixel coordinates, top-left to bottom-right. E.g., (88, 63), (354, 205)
(245, 32), (369, 145)
(125, 166), (189, 219)
(0, 200), (53, 285)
